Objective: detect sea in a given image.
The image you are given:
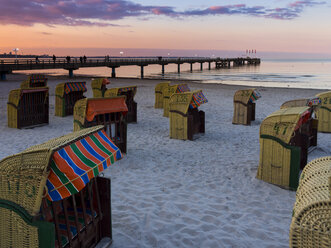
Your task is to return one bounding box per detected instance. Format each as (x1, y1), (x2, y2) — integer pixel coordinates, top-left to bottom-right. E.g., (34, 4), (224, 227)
(7, 58), (331, 90)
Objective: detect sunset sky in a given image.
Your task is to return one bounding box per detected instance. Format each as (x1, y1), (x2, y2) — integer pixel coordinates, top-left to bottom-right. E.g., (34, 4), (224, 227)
(0, 0), (330, 57)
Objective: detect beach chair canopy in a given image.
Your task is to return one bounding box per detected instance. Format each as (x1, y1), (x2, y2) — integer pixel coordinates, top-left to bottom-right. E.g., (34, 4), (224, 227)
(21, 74), (48, 88)
(8, 88), (48, 109)
(105, 85), (137, 98)
(290, 156), (331, 247)
(170, 90), (208, 114)
(280, 97), (321, 109)
(55, 82), (87, 97)
(233, 88), (261, 105)
(260, 106), (311, 144)
(74, 96), (128, 126)
(0, 126), (122, 216)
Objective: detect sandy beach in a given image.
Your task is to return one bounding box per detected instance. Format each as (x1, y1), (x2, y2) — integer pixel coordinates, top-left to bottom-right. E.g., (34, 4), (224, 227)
(0, 73), (330, 248)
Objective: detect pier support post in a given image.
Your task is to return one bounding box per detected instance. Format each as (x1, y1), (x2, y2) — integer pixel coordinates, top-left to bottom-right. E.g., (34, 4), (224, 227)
(140, 66), (145, 79)
(0, 72), (6, 81)
(200, 63), (203, 71)
(68, 69), (74, 78)
(190, 63), (193, 72)
(177, 64), (180, 74)
(162, 64), (165, 75)
(208, 62), (211, 70)
(111, 67), (116, 78)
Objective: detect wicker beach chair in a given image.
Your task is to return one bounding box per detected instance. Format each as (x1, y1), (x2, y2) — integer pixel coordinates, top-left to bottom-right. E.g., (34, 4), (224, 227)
(289, 156), (331, 247)
(256, 106), (318, 190)
(55, 82), (87, 117)
(0, 126), (123, 248)
(73, 97), (128, 153)
(21, 74), (48, 88)
(91, 78), (110, 98)
(315, 91), (331, 132)
(163, 84), (190, 117)
(232, 88), (261, 125)
(169, 90), (207, 140)
(7, 87), (49, 129)
(154, 82), (170, 109)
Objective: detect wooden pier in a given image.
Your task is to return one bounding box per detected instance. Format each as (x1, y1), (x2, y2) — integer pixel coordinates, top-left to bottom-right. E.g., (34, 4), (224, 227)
(0, 57), (260, 80)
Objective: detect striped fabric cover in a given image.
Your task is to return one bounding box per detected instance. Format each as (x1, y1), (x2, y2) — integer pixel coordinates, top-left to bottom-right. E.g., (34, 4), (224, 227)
(190, 91), (208, 109)
(30, 74), (47, 83)
(248, 90), (261, 103)
(64, 82), (87, 94)
(118, 86), (136, 93)
(176, 84), (190, 93)
(46, 130), (122, 201)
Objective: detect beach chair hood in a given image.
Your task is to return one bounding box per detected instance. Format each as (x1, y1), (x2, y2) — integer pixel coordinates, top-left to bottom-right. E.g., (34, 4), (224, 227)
(234, 88), (261, 105)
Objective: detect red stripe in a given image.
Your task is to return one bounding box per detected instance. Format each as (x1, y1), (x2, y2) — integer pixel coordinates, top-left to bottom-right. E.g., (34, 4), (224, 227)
(84, 136), (110, 172)
(47, 170), (71, 200)
(52, 152), (86, 191)
(75, 141), (101, 173)
(94, 131), (118, 155)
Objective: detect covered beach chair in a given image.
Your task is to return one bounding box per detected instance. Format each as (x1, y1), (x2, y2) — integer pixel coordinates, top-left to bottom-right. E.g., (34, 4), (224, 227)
(104, 86), (137, 123)
(256, 106), (318, 190)
(91, 78), (110, 98)
(55, 82), (87, 117)
(21, 74), (48, 88)
(154, 82), (170, 108)
(7, 87), (49, 128)
(169, 90), (207, 140)
(163, 84), (190, 117)
(315, 91), (331, 132)
(73, 97), (128, 153)
(232, 88), (261, 125)
(289, 156), (331, 248)
(0, 126), (122, 248)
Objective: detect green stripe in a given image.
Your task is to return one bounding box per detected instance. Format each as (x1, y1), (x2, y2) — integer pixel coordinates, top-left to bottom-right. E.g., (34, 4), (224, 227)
(70, 143), (99, 176)
(51, 160), (78, 195)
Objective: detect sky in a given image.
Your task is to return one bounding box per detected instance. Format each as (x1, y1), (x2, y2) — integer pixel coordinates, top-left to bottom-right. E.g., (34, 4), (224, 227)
(0, 0), (330, 58)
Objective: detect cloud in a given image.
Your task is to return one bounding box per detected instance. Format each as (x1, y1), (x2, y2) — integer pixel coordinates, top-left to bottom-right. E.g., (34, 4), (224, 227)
(0, 0), (326, 27)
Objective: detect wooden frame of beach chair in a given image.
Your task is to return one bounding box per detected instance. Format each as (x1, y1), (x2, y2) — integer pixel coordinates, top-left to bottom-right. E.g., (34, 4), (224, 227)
(73, 97), (128, 153)
(256, 106), (318, 190)
(104, 86), (137, 123)
(55, 82), (87, 117)
(0, 126), (123, 248)
(232, 88), (261, 125)
(154, 82), (170, 108)
(289, 156), (331, 248)
(91, 78), (110, 98)
(169, 90), (207, 140)
(315, 91), (331, 132)
(21, 74), (48, 88)
(163, 84), (191, 118)
(7, 87), (49, 129)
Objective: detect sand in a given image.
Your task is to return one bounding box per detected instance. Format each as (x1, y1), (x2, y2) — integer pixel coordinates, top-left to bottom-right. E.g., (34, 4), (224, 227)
(0, 73), (330, 248)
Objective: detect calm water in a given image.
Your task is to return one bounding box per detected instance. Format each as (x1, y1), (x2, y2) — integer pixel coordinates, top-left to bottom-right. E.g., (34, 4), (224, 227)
(11, 58), (331, 90)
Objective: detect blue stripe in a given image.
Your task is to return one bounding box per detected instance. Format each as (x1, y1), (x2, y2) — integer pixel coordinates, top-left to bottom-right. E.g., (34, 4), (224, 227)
(80, 139), (108, 169)
(58, 149), (90, 184)
(98, 131), (123, 160)
(46, 180), (62, 201)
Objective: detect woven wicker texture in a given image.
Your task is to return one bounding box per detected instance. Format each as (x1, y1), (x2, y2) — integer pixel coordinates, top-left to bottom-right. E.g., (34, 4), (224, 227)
(316, 91), (331, 132)
(0, 208), (39, 248)
(104, 88), (119, 97)
(260, 106), (310, 144)
(91, 78), (109, 97)
(155, 82), (170, 108)
(163, 84), (186, 117)
(105, 86), (137, 97)
(281, 99), (309, 109)
(7, 87), (49, 129)
(232, 89), (259, 125)
(289, 156), (331, 248)
(73, 98), (88, 131)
